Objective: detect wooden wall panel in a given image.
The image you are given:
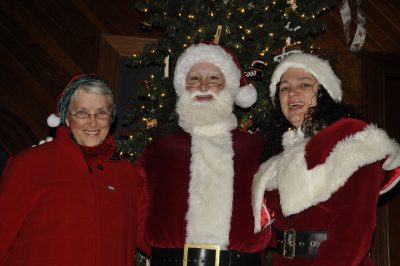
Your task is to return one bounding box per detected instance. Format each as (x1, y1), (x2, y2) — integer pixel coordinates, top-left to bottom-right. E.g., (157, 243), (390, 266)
(363, 2), (400, 51)
(15, 1), (101, 72)
(363, 52), (400, 266)
(0, 42), (52, 138)
(364, 0), (400, 52)
(0, 0), (160, 154)
(0, 1), (71, 98)
(0, 108), (37, 156)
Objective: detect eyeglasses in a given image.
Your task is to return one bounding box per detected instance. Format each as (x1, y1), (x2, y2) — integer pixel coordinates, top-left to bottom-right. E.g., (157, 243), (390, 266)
(278, 80), (319, 94)
(68, 110), (112, 120)
(185, 72), (224, 89)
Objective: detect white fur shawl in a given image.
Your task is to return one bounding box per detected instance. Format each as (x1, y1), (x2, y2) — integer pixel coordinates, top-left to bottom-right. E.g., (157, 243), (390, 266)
(253, 124), (400, 233)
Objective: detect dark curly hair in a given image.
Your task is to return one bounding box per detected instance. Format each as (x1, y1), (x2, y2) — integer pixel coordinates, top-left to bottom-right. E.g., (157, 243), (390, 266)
(267, 85), (363, 156)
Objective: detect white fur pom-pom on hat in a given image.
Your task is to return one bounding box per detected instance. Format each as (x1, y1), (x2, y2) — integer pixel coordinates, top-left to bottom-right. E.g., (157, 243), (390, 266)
(47, 114), (61, 128)
(269, 53), (342, 103)
(235, 83), (257, 108)
(173, 42), (257, 108)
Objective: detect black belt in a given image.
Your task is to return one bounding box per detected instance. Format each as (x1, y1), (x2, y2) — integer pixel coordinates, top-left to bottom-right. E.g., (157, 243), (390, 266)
(275, 229), (327, 259)
(151, 244), (262, 266)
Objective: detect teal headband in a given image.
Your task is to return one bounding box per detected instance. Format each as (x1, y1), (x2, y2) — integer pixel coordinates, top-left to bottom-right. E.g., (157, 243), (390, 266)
(57, 74), (105, 124)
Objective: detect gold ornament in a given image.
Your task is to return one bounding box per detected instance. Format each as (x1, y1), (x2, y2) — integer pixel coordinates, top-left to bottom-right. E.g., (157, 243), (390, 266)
(145, 118), (158, 129)
(287, 0), (298, 11)
(213, 25), (223, 44)
(239, 116), (253, 131)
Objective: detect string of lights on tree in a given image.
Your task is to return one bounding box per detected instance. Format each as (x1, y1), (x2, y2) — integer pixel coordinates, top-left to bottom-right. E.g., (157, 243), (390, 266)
(118, 0), (335, 161)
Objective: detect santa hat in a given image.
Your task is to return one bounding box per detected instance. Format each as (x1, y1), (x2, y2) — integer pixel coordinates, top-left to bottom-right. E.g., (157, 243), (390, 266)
(269, 53), (342, 103)
(173, 43), (257, 108)
(47, 74), (104, 127)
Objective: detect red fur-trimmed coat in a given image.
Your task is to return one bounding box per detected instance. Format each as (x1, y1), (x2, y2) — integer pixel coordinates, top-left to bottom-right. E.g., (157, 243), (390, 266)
(253, 118), (400, 266)
(0, 126), (149, 266)
(136, 128), (271, 253)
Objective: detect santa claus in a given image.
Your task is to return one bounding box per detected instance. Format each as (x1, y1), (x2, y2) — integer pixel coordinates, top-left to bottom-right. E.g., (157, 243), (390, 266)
(135, 43), (272, 266)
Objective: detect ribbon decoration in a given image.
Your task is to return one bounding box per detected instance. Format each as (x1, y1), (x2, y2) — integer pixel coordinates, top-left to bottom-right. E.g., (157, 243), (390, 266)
(213, 25), (223, 44)
(164, 55), (169, 78)
(340, 0), (366, 52)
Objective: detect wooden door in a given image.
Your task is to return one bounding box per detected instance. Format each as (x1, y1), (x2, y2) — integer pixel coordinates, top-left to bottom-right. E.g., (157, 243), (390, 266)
(363, 52), (400, 266)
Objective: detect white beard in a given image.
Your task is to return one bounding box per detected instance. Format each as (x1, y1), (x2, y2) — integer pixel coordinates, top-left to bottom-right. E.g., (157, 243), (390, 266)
(176, 88), (234, 129)
(179, 88), (237, 248)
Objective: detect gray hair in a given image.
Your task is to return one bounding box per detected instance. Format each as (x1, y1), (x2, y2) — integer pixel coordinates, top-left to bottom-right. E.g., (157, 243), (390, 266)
(69, 79), (117, 121)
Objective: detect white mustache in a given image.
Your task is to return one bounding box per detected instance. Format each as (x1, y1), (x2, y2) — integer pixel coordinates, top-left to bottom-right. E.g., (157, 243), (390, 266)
(190, 90), (218, 99)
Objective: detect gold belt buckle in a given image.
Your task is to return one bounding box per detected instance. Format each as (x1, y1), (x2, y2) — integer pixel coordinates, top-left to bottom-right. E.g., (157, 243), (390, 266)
(183, 243), (220, 266)
(283, 229), (296, 259)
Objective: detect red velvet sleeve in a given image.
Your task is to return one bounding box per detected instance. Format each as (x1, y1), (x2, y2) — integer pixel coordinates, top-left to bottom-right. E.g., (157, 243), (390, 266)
(133, 150), (151, 256)
(312, 162), (383, 266)
(0, 156), (36, 262)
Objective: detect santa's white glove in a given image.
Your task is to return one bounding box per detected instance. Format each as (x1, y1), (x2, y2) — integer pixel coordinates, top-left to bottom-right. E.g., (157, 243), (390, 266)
(32, 136), (53, 147)
(382, 146), (400, 171)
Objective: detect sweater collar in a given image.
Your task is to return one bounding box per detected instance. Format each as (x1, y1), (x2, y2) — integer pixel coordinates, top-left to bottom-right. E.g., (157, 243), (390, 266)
(78, 135), (116, 166)
(56, 126), (116, 166)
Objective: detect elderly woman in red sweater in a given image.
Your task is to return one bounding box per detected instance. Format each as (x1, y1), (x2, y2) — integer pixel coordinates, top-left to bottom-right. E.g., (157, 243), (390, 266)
(253, 53), (400, 266)
(0, 74), (149, 266)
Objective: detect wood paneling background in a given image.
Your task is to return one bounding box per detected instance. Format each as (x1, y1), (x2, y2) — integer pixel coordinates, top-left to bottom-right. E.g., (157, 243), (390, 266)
(315, 0), (400, 107)
(0, 0), (159, 154)
(0, 0), (400, 265)
(1, 0), (399, 154)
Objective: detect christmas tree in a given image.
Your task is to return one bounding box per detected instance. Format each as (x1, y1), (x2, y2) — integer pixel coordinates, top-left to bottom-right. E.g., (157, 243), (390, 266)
(118, 0), (335, 161)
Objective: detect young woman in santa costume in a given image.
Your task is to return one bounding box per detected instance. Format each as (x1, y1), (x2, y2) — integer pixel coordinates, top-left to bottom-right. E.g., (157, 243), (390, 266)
(252, 53), (400, 266)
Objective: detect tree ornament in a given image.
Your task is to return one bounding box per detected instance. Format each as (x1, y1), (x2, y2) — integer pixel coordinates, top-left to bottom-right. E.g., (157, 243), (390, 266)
(140, 21), (153, 32)
(245, 60), (265, 81)
(285, 22), (301, 32)
(164, 55), (169, 78)
(287, 0), (298, 11)
(145, 118), (158, 129)
(239, 116), (253, 131)
(273, 43), (302, 62)
(213, 25), (223, 44)
(340, 0), (366, 52)
(286, 36), (291, 46)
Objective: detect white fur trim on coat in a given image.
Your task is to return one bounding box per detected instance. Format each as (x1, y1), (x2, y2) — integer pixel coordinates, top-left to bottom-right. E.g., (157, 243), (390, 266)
(380, 177), (400, 194)
(252, 154), (280, 233)
(252, 124), (399, 230)
(185, 127), (235, 248)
